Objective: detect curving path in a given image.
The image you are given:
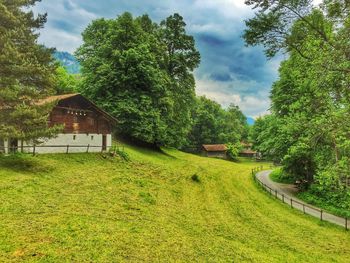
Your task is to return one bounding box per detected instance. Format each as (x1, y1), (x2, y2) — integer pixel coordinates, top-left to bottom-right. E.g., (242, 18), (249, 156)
(256, 170), (348, 229)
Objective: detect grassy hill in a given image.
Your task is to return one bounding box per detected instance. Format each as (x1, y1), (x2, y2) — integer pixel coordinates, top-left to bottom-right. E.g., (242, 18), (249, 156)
(0, 145), (349, 262)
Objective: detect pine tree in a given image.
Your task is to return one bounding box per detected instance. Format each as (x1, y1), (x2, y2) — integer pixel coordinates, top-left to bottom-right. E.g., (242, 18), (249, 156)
(0, 0), (60, 143)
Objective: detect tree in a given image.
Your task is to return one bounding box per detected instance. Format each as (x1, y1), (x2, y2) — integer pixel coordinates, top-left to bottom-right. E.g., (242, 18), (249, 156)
(55, 66), (79, 95)
(221, 104), (249, 143)
(160, 14), (201, 147)
(245, 0), (350, 189)
(0, 0), (60, 143)
(76, 13), (174, 146)
(187, 96), (247, 149)
(76, 12), (201, 147)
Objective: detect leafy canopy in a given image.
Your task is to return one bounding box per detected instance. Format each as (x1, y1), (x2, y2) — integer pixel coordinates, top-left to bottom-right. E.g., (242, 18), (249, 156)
(76, 12), (201, 147)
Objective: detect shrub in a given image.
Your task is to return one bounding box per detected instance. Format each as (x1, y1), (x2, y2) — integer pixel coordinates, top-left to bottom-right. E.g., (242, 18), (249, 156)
(226, 142), (242, 161)
(109, 146), (130, 161)
(191, 174), (200, 183)
(270, 168), (294, 184)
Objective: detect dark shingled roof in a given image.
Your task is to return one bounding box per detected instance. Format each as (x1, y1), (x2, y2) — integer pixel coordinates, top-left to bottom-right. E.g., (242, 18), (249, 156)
(202, 144), (227, 152)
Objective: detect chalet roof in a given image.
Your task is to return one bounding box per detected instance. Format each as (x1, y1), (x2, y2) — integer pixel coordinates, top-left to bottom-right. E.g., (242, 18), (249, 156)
(40, 93), (117, 124)
(202, 144), (227, 152)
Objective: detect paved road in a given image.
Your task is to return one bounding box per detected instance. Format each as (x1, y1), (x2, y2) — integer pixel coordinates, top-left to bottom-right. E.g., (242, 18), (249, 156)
(256, 170), (348, 228)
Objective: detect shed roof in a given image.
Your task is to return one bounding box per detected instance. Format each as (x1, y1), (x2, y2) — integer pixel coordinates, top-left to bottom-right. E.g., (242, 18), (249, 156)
(202, 144), (227, 152)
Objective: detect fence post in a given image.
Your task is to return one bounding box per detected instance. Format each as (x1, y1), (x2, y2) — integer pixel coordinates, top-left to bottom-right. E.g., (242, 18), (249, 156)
(320, 210), (323, 221)
(275, 190), (278, 198)
(87, 144), (90, 153)
(282, 194), (284, 203)
(346, 218), (348, 231)
(291, 199), (293, 208)
(303, 204), (305, 214)
(33, 145), (36, 156)
(66, 145), (69, 154)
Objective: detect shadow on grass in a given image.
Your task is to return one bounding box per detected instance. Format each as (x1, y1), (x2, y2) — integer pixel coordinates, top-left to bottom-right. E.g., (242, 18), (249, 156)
(0, 154), (55, 174)
(116, 136), (177, 159)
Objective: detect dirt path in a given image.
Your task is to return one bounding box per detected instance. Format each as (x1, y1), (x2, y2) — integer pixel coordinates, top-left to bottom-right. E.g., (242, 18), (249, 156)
(256, 170), (348, 229)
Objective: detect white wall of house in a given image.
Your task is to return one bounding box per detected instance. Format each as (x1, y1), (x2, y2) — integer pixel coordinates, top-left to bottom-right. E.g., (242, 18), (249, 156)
(21, 134), (112, 154)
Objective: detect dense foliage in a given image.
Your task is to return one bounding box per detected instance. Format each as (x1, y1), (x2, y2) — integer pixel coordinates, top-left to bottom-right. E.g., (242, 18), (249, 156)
(76, 13), (200, 147)
(0, 0), (60, 142)
(246, 0), (350, 210)
(55, 66), (79, 95)
(187, 96), (249, 149)
(77, 12), (247, 148)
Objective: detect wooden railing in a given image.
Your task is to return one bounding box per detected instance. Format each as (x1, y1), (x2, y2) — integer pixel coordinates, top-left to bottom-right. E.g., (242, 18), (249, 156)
(252, 167), (349, 231)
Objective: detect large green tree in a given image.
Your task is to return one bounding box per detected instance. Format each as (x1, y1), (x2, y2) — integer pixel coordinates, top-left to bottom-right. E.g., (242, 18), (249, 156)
(76, 12), (200, 147)
(0, 0), (59, 142)
(160, 14), (201, 147)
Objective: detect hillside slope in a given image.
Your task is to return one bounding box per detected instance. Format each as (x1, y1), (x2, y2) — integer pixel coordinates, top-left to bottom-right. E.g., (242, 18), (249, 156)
(0, 146), (349, 262)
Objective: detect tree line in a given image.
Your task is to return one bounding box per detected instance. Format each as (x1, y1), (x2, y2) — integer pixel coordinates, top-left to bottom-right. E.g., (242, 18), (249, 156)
(0, 1), (248, 152)
(245, 0), (350, 212)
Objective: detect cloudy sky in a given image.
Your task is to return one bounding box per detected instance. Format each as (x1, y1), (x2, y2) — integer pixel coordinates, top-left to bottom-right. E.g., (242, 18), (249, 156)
(33, 0), (284, 118)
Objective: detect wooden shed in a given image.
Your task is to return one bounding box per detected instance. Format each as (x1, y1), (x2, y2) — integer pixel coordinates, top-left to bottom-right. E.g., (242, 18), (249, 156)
(239, 142), (257, 158)
(202, 144), (227, 159)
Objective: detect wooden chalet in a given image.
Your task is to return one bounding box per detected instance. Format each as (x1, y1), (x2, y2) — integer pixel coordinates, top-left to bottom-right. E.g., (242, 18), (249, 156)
(0, 93), (117, 154)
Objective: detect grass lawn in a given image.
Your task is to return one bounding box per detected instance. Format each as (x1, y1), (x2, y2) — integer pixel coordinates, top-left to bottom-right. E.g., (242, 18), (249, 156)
(0, 145), (349, 262)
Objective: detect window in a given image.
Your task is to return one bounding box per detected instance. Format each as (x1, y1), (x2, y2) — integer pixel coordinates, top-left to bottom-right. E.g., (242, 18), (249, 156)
(91, 136), (94, 140)
(73, 116), (78, 123)
(73, 135), (76, 140)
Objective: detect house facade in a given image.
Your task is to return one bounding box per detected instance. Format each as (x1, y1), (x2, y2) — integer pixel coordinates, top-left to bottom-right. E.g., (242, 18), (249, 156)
(202, 144), (227, 159)
(0, 94), (116, 154)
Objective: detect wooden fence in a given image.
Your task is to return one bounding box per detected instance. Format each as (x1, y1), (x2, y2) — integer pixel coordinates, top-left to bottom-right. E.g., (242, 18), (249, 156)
(252, 166), (349, 231)
(0, 144), (125, 156)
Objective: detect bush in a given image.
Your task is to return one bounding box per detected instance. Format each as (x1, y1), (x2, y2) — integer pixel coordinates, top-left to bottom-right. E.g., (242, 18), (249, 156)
(191, 174), (200, 183)
(109, 146), (130, 161)
(270, 168), (294, 184)
(226, 142), (242, 161)
(282, 142), (316, 183)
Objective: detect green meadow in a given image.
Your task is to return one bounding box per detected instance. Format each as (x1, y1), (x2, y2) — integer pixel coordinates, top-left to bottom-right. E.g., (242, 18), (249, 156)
(0, 145), (349, 262)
